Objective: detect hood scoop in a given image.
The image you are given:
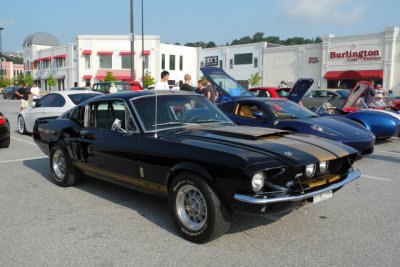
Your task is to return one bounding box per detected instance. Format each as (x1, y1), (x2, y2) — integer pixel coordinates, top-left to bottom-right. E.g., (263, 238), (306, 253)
(206, 126), (290, 140)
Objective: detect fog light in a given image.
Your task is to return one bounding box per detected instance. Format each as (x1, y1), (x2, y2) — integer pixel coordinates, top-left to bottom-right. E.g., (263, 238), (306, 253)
(304, 164), (316, 178)
(319, 161), (329, 175)
(252, 172), (265, 192)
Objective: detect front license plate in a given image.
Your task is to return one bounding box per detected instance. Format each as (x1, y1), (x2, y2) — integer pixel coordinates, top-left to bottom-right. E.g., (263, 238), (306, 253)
(313, 190), (332, 203)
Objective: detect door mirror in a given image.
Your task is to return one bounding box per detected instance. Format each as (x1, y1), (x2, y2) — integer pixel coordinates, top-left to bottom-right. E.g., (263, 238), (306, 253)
(111, 118), (127, 133)
(253, 111), (268, 120)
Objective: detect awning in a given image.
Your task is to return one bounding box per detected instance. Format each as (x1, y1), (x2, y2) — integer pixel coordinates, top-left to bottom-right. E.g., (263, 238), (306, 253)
(142, 50), (150, 55)
(119, 51), (134, 55)
(41, 74), (50, 79)
(97, 51), (113, 55)
(324, 69), (383, 79)
(41, 56), (52, 61)
(82, 50), (92, 55)
(95, 69), (135, 80)
(55, 74), (65, 79)
(53, 54), (66, 59)
(83, 75), (92, 79)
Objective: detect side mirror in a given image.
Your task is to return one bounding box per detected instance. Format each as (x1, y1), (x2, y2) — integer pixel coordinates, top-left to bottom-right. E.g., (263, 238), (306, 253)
(111, 118), (127, 133)
(253, 111), (268, 120)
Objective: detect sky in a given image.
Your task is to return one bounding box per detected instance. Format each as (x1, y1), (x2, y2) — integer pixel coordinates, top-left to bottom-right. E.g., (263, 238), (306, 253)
(0, 0), (399, 53)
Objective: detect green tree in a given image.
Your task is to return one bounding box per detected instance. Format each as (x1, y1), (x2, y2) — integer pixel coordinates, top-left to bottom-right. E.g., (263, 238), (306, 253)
(47, 74), (56, 91)
(104, 71), (117, 82)
(253, 32), (265, 42)
(17, 72), (25, 85)
(25, 73), (33, 86)
(143, 71), (155, 89)
(248, 72), (261, 87)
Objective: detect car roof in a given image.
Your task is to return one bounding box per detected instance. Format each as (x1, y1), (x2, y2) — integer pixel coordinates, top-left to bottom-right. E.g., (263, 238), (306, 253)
(43, 90), (102, 96)
(86, 89), (198, 101)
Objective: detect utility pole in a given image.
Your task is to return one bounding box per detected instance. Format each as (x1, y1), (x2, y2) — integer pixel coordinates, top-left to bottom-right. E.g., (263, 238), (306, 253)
(141, 0), (145, 86)
(130, 0), (135, 81)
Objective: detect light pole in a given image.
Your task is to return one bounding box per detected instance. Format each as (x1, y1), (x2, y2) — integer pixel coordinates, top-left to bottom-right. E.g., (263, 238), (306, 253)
(130, 0), (135, 81)
(0, 27), (4, 82)
(141, 0), (144, 86)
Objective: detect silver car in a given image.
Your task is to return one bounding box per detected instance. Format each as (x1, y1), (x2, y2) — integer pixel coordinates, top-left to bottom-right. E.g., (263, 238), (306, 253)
(17, 91), (102, 135)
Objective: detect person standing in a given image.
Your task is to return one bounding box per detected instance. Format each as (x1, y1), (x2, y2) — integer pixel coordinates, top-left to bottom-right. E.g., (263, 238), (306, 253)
(15, 83), (30, 111)
(364, 80), (376, 107)
(154, 71), (170, 90)
(195, 80), (207, 97)
(205, 79), (218, 102)
(180, 74), (195, 92)
(109, 83), (118, 94)
(30, 83), (41, 100)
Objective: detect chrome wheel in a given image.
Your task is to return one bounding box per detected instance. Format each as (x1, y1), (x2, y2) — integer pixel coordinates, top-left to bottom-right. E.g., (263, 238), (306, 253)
(17, 116), (26, 134)
(176, 184), (207, 231)
(52, 149), (66, 181)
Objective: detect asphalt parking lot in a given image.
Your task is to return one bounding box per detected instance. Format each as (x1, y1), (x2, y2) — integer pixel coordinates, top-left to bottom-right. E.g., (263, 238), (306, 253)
(1, 97), (399, 266)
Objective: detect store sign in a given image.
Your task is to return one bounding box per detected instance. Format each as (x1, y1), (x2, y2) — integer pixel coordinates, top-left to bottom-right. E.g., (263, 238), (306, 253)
(204, 56), (218, 66)
(329, 49), (382, 62)
(308, 57), (319, 64)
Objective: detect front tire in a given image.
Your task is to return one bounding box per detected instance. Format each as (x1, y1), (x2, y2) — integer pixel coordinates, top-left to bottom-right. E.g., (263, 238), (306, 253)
(17, 116), (27, 135)
(169, 172), (231, 243)
(50, 144), (78, 187)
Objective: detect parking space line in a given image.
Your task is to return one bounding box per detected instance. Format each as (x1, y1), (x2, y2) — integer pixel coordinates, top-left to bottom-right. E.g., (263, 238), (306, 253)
(0, 156), (48, 164)
(11, 136), (36, 145)
(362, 175), (392, 182)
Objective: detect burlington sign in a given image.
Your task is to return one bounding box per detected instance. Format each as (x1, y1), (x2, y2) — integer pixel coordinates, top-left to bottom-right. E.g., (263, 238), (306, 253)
(329, 49), (382, 62)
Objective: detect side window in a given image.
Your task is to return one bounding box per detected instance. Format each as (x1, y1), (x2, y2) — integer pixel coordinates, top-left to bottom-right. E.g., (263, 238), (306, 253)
(86, 100), (137, 132)
(51, 94), (66, 107)
(38, 94), (56, 107)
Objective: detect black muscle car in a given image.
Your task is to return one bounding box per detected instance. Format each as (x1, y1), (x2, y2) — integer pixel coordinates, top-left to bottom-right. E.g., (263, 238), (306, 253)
(33, 90), (361, 243)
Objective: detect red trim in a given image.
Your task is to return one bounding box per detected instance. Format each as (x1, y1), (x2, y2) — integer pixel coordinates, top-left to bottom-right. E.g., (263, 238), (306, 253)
(119, 51), (132, 55)
(41, 56), (52, 61)
(83, 75), (92, 79)
(97, 51), (113, 55)
(34, 59), (40, 62)
(82, 50), (92, 55)
(324, 69), (383, 79)
(95, 69), (135, 80)
(53, 54), (66, 58)
(142, 50), (150, 55)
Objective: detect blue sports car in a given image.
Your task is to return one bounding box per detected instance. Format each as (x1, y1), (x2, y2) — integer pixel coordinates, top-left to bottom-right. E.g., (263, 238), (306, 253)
(219, 97), (375, 155)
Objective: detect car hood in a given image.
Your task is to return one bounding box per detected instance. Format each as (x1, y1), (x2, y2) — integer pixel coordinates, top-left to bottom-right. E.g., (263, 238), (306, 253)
(279, 116), (373, 140)
(342, 80), (370, 109)
(287, 78), (314, 103)
(160, 125), (356, 166)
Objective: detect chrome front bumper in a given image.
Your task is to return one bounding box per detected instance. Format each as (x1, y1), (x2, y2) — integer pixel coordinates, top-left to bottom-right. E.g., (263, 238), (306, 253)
(234, 169), (361, 204)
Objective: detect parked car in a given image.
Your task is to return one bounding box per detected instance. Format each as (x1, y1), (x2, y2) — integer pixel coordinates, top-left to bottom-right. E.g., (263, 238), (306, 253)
(70, 86), (91, 90)
(127, 81), (143, 91)
(218, 80), (375, 156)
(92, 81), (131, 94)
(33, 90), (361, 243)
(290, 81), (400, 140)
(301, 89), (350, 108)
(249, 87), (291, 98)
(2, 86), (20, 99)
(17, 91), (102, 135)
(0, 112), (10, 148)
(200, 67), (254, 102)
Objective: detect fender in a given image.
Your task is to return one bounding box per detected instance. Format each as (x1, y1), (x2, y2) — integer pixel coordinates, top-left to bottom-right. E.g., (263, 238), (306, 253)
(166, 162), (214, 188)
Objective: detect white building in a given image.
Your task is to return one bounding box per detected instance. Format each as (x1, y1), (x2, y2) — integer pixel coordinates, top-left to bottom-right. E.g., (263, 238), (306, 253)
(23, 32), (199, 90)
(23, 26), (400, 94)
(200, 26), (400, 94)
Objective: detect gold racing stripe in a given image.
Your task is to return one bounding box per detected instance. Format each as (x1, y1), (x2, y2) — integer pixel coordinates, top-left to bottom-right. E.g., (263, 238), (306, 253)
(74, 162), (167, 193)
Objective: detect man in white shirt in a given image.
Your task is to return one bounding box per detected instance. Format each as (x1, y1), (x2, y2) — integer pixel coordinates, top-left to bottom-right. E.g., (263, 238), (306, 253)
(154, 71), (170, 90)
(109, 83), (118, 94)
(30, 83), (41, 99)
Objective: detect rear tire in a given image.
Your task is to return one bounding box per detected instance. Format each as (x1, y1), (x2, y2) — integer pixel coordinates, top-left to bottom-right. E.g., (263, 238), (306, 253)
(0, 135), (10, 148)
(17, 116), (27, 135)
(50, 144), (78, 187)
(169, 172), (231, 243)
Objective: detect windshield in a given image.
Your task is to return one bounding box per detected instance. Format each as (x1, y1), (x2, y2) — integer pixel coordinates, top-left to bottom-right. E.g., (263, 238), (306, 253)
(208, 73), (254, 97)
(131, 94), (233, 132)
(336, 89), (350, 98)
(265, 100), (318, 119)
(68, 93), (101, 105)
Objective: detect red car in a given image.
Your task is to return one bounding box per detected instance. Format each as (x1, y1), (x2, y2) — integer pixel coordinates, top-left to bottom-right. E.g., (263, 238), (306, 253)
(127, 81), (143, 91)
(249, 87), (291, 99)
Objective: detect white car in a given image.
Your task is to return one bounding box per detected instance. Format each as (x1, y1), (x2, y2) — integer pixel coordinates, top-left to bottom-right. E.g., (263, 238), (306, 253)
(17, 91), (102, 135)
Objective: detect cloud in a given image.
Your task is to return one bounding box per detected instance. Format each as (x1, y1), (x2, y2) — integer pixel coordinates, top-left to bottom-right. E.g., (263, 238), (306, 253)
(278, 0), (365, 26)
(0, 17), (16, 26)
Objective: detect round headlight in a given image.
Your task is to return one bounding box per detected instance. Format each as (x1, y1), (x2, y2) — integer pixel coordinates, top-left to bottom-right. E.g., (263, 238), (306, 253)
(311, 124), (324, 132)
(319, 161), (329, 175)
(304, 164), (316, 178)
(251, 172), (265, 192)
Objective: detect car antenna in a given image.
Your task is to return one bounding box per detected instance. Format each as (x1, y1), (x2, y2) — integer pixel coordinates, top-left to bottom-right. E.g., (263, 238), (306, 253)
(154, 88), (158, 138)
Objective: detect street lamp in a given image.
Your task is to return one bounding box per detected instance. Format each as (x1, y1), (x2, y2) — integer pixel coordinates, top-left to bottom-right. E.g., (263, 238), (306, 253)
(0, 27), (4, 82)
(130, 0), (135, 82)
